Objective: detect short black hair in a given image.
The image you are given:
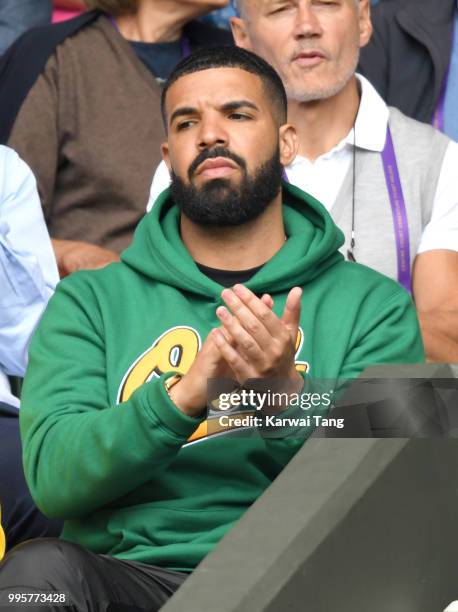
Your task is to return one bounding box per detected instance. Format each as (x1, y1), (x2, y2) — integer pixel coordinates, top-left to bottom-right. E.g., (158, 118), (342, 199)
(161, 46), (288, 129)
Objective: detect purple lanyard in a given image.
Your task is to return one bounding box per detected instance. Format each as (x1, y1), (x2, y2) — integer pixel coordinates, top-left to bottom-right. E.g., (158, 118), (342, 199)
(432, 77), (447, 132)
(381, 127), (411, 293)
(109, 16), (192, 60)
(282, 125), (411, 292)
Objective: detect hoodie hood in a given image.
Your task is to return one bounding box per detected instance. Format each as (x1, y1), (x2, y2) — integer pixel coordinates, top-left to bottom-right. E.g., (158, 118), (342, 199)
(121, 181), (344, 297)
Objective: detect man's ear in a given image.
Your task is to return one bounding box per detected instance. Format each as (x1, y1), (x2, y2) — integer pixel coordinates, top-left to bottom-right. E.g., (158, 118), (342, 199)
(358, 0), (373, 48)
(279, 124), (298, 168)
(230, 17), (252, 50)
(161, 142), (172, 173)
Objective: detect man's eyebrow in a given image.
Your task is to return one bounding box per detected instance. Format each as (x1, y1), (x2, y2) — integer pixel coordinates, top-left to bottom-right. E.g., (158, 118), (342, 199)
(169, 100), (260, 125)
(220, 100), (260, 113)
(169, 106), (198, 125)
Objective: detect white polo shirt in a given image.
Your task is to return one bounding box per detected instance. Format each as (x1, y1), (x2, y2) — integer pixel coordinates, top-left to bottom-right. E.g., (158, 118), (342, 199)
(147, 74), (458, 255)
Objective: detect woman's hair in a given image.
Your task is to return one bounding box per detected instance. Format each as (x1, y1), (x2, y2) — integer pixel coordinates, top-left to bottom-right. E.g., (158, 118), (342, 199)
(84, 0), (138, 16)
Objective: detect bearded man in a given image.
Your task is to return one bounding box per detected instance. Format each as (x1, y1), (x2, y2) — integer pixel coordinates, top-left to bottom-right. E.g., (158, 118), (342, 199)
(0, 47), (423, 611)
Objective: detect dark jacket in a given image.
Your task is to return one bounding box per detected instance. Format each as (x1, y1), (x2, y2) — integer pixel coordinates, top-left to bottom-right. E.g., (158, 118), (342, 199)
(358, 0), (456, 124)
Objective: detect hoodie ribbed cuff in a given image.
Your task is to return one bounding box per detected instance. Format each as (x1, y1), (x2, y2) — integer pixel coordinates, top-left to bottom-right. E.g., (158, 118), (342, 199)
(144, 372), (205, 439)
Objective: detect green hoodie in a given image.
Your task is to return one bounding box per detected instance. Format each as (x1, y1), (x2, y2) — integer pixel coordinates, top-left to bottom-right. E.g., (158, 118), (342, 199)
(20, 183), (424, 571)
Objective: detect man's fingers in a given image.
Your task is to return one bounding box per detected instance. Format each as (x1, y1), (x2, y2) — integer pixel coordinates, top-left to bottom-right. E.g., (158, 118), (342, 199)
(261, 294), (274, 309)
(281, 287), (302, 339)
(220, 288), (273, 351)
(227, 285), (285, 338)
(216, 305), (266, 365)
(219, 326), (235, 345)
(212, 329), (252, 382)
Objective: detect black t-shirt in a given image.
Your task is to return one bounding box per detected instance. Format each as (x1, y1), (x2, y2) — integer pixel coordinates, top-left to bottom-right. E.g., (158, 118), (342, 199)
(196, 262), (263, 288)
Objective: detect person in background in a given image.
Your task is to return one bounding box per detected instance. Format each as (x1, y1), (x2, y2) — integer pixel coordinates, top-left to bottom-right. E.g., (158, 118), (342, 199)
(0, 47), (423, 610)
(0, 0), (52, 55)
(198, 0), (381, 31)
(359, 0), (458, 139)
(233, 0), (458, 364)
(53, 1), (241, 29)
(0, 0), (232, 278)
(230, 0), (457, 365)
(0, 145), (62, 556)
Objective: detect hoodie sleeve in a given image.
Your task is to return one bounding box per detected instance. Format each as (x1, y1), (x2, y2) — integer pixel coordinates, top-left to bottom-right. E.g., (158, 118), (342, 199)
(19, 274), (204, 520)
(338, 287), (425, 382)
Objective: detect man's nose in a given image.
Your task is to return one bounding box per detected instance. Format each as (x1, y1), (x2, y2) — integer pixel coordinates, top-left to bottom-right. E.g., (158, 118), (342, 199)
(294, 2), (323, 39)
(197, 116), (229, 150)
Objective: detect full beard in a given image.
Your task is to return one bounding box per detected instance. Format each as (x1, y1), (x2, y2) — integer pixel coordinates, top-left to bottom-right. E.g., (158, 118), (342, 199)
(171, 148), (283, 227)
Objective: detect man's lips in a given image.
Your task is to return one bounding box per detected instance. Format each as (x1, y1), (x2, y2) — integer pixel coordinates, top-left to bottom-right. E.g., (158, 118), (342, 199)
(292, 51), (325, 67)
(196, 157), (238, 179)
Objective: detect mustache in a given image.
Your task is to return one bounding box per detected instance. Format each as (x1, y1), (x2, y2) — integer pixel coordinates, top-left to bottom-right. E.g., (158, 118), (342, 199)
(188, 147), (247, 180)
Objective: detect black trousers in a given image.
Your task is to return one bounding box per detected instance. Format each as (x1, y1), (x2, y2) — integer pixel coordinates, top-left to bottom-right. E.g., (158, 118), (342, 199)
(0, 403), (62, 550)
(0, 538), (187, 611)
